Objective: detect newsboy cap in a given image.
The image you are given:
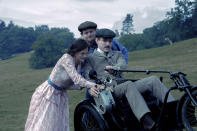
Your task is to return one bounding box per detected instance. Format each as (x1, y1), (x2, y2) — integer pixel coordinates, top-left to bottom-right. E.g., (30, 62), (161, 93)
(96, 28), (116, 38)
(78, 21), (97, 32)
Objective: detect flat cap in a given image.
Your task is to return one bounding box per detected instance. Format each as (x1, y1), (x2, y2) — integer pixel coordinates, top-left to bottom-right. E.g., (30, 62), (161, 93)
(78, 21), (97, 32)
(96, 28), (116, 38)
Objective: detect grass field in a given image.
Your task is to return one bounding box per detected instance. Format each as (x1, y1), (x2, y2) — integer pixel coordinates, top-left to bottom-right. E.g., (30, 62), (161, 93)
(0, 38), (197, 131)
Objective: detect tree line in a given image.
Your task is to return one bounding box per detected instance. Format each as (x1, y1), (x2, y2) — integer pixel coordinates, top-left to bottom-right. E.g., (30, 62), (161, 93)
(0, 0), (196, 68)
(29, 28), (75, 69)
(119, 0), (197, 51)
(0, 21), (36, 60)
(0, 21), (75, 68)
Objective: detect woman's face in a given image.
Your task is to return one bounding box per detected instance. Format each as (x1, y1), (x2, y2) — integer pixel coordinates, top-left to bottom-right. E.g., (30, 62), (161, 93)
(74, 47), (89, 64)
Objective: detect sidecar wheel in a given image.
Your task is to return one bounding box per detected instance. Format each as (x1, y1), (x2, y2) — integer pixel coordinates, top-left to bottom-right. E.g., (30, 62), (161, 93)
(74, 103), (108, 131)
(182, 90), (197, 131)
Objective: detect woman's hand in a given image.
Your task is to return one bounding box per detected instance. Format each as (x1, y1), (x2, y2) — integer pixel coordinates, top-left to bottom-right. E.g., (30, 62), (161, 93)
(88, 84), (105, 97)
(88, 87), (99, 97)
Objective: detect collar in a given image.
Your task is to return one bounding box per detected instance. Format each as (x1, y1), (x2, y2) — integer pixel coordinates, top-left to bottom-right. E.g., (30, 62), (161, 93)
(97, 48), (107, 56)
(94, 48), (113, 57)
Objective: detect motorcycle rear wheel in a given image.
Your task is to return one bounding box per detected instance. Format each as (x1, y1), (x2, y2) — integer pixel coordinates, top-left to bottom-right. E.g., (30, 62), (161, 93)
(182, 89), (197, 131)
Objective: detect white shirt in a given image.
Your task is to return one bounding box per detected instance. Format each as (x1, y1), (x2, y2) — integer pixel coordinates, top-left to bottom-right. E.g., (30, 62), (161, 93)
(97, 48), (108, 56)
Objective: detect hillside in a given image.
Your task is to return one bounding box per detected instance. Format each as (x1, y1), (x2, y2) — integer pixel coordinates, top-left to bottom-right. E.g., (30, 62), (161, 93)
(0, 38), (196, 131)
(126, 38), (197, 84)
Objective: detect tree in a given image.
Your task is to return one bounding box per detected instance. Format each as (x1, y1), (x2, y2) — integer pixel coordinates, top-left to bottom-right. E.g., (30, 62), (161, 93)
(49, 27), (75, 48)
(115, 29), (120, 38)
(191, 0), (197, 36)
(143, 20), (172, 47)
(121, 14), (134, 35)
(141, 0), (197, 48)
(0, 22), (75, 60)
(35, 25), (49, 32)
(119, 34), (154, 51)
(167, 0), (194, 21)
(166, 0), (197, 39)
(0, 20), (6, 32)
(29, 35), (65, 69)
(7, 21), (14, 29)
(0, 24), (36, 60)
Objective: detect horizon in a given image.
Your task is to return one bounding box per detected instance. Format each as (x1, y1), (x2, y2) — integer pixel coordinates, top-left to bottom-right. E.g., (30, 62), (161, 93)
(0, 0), (175, 37)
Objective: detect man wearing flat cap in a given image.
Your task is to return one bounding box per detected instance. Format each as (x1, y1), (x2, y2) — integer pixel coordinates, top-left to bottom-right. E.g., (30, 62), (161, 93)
(78, 21), (129, 99)
(84, 28), (174, 130)
(78, 21), (128, 63)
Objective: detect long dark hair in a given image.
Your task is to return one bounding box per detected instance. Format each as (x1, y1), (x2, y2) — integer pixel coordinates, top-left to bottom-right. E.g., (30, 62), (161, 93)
(67, 39), (89, 56)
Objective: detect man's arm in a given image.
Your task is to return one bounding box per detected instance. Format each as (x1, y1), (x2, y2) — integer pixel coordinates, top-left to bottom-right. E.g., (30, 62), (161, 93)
(112, 38), (129, 64)
(84, 56), (103, 98)
(84, 56), (94, 81)
(110, 51), (127, 70)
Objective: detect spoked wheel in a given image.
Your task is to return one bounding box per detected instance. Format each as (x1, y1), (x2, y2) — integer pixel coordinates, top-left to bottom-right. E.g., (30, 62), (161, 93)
(74, 103), (108, 131)
(182, 89), (197, 131)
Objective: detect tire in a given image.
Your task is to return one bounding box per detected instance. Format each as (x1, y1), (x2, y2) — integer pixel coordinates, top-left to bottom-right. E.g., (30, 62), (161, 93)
(181, 89), (197, 131)
(74, 103), (108, 131)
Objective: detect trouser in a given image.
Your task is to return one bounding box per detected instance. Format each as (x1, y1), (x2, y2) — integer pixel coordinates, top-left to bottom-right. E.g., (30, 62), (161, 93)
(113, 76), (174, 121)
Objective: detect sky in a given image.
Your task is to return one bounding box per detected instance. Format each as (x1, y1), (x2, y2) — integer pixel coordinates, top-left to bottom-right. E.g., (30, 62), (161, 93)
(0, 0), (175, 37)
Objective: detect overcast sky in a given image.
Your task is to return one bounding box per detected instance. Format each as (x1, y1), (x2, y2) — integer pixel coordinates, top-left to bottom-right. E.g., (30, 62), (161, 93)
(0, 0), (175, 37)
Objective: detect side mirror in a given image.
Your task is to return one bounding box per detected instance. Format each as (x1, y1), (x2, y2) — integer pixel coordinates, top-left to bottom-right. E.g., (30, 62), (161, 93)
(89, 70), (97, 80)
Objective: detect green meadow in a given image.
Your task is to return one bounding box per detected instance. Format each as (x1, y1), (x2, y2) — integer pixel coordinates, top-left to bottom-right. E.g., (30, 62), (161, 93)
(0, 38), (197, 131)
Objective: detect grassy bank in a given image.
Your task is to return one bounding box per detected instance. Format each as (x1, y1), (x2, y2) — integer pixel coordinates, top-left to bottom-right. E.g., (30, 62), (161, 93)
(0, 38), (196, 131)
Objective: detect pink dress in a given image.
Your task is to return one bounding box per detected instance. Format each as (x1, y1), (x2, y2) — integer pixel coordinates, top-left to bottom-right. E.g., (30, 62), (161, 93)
(25, 54), (96, 131)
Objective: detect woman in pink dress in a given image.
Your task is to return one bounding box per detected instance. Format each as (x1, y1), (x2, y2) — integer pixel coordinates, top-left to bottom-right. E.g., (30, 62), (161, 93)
(25, 39), (103, 131)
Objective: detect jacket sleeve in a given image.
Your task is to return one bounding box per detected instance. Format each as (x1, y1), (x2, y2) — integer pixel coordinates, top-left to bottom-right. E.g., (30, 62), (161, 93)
(61, 54), (96, 89)
(112, 38), (129, 64)
(111, 52), (127, 70)
(84, 57), (95, 82)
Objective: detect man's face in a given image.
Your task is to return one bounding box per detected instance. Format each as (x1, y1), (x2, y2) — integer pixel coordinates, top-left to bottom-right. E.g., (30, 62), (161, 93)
(96, 38), (112, 53)
(81, 28), (96, 43)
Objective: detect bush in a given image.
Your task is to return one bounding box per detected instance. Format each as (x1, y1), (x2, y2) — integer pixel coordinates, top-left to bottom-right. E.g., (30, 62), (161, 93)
(29, 35), (65, 69)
